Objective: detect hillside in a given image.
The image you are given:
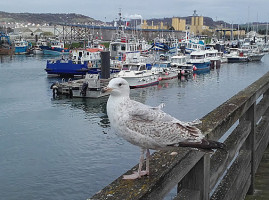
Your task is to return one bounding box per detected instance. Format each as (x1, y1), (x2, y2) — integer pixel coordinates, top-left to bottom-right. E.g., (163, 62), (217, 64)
(0, 11), (100, 25)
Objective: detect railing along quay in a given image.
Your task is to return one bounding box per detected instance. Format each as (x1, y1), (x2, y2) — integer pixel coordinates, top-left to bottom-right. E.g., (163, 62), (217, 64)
(89, 71), (269, 200)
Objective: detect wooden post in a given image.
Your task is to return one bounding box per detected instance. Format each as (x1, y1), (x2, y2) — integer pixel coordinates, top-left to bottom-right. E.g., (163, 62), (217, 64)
(243, 102), (256, 195)
(178, 153), (210, 200)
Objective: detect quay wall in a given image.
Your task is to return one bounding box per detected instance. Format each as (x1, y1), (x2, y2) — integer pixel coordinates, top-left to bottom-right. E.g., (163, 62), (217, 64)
(89, 71), (269, 200)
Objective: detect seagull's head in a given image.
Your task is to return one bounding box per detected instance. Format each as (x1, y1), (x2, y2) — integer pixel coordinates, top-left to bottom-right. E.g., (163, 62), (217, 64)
(101, 77), (130, 97)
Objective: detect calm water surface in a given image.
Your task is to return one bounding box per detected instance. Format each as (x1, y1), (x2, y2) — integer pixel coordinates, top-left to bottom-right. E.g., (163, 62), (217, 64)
(0, 54), (269, 200)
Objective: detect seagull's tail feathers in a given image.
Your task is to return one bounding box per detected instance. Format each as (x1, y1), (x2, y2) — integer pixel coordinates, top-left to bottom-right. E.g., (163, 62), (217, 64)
(174, 139), (226, 152)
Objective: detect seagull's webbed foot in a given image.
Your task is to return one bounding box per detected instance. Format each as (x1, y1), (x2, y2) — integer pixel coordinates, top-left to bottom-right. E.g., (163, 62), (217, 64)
(123, 170), (149, 180)
(122, 149), (150, 180)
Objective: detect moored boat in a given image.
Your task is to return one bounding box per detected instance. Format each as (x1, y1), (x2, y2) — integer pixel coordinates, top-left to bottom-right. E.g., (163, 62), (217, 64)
(226, 48), (249, 63)
(114, 62), (159, 88)
(45, 48), (120, 77)
(151, 61), (179, 80)
(43, 40), (69, 55)
(187, 50), (211, 72)
(14, 39), (30, 54)
(170, 55), (194, 76)
(0, 32), (14, 55)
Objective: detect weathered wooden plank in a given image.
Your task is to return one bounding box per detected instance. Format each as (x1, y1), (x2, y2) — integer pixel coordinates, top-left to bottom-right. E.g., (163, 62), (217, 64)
(254, 117), (269, 173)
(173, 189), (200, 200)
(210, 150), (251, 200)
(210, 120), (251, 190)
(255, 93), (269, 123)
(239, 175), (251, 200)
(222, 161), (251, 200)
(143, 151), (204, 200)
(255, 115), (269, 151)
(180, 154), (210, 200)
(89, 149), (204, 200)
(244, 104), (256, 195)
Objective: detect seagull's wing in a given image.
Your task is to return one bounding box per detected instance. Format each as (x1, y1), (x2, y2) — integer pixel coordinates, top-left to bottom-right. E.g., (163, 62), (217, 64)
(127, 100), (176, 122)
(124, 118), (203, 147)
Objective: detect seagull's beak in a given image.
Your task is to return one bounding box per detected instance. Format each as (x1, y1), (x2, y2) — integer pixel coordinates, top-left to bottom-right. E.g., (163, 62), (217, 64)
(101, 86), (113, 93)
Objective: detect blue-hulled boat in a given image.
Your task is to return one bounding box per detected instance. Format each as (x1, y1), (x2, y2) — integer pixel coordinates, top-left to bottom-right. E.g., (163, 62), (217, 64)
(187, 50), (211, 72)
(14, 39), (31, 54)
(45, 48), (120, 77)
(43, 40), (69, 55)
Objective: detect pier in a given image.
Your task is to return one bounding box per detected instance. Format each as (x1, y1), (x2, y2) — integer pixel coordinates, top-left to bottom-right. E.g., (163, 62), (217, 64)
(89, 71), (269, 200)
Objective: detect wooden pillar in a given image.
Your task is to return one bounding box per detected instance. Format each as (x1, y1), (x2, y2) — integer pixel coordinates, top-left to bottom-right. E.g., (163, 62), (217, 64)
(242, 102), (256, 195)
(178, 153), (210, 200)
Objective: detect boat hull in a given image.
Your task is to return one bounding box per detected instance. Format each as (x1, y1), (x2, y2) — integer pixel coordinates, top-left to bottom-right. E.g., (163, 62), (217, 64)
(119, 75), (159, 88)
(227, 57), (248, 63)
(43, 48), (69, 55)
(45, 60), (119, 77)
(15, 46), (28, 54)
(189, 61), (211, 71)
(248, 54), (265, 62)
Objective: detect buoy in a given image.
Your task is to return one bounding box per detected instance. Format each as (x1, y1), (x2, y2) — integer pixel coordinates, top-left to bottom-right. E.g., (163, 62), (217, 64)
(158, 77), (162, 81)
(193, 65), (197, 71)
(181, 70), (185, 75)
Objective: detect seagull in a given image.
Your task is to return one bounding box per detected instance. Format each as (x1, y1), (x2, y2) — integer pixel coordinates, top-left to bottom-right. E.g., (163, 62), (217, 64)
(101, 77), (225, 180)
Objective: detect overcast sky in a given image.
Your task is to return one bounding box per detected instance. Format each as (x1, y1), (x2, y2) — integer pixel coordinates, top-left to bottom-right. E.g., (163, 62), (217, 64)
(2, 0), (269, 24)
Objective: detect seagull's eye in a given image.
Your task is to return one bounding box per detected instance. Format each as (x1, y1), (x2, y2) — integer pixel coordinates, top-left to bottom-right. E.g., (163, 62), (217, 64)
(118, 83), (122, 87)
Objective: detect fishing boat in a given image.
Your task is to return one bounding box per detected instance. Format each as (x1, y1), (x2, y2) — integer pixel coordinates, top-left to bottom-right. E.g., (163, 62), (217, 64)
(178, 36), (205, 54)
(151, 61), (179, 80)
(31, 39), (49, 54)
(0, 32), (14, 55)
(247, 52), (265, 61)
(45, 48), (120, 77)
(187, 50), (211, 72)
(114, 62), (159, 88)
(170, 55), (193, 76)
(109, 10), (151, 63)
(45, 48), (100, 76)
(226, 48), (249, 63)
(43, 40), (69, 55)
(14, 39), (30, 54)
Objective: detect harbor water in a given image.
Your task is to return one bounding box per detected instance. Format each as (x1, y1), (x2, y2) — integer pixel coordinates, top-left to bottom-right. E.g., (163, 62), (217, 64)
(1, 54), (269, 200)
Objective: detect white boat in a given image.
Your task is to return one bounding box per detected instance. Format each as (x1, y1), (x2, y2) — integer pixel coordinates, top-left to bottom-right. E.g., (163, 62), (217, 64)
(51, 74), (110, 98)
(247, 52), (265, 61)
(32, 39), (49, 54)
(226, 48), (249, 63)
(114, 63), (159, 88)
(171, 55), (193, 76)
(187, 50), (211, 72)
(151, 61), (179, 80)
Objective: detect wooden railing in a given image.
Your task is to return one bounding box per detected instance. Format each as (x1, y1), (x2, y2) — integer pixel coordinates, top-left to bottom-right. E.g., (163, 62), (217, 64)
(89, 71), (269, 200)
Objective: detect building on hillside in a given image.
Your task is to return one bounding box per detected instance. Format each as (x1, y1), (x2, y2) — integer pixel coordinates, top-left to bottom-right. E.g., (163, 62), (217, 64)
(189, 10), (209, 35)
(141, 17), (185, 31)
(141, 20), (168, 30)
(172, 18), (186, 31)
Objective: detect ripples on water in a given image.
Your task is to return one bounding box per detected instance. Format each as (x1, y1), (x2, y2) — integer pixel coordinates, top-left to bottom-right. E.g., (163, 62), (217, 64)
(0, 54), (269, 199)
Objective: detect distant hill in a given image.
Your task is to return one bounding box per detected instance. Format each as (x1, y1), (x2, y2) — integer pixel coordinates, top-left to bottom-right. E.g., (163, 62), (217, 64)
(0, 11), (100, 25)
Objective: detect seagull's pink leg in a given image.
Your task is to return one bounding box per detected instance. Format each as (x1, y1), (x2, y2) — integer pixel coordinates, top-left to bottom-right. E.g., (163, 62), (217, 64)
(145, 149), (150, 176)
(123, 149), (148, 180)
